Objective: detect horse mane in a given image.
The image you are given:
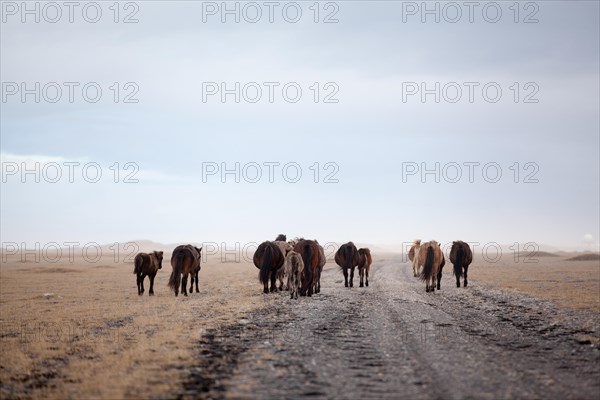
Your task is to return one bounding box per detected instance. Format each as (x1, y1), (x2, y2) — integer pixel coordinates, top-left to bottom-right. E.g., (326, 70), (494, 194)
(413, 239), (421, 246)
(275, 234), (286, 241)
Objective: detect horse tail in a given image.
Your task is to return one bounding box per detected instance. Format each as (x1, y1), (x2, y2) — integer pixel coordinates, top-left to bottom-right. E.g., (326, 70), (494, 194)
(301, 243), (313, 289)
(133, 254), (142, 274)
(454, 246), (464, 278)
(168, 251), (183, 291)
(259, 245), (273, 284)
(344, 245), (355, 270)
(420, 246), (435, 281)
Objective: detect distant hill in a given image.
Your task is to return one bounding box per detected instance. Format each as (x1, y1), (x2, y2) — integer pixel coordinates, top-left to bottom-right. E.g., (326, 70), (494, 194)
(565, 253), (600, 262)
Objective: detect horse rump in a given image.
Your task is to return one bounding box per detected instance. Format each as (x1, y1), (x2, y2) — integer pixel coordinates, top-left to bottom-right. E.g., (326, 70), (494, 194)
(259, 244), (274, 284)
(133, 253), (146, 275)
(420, 246), (435, 281)
(453, 246), (464, 278)
(168, 251), (184, 292)
(300, 242), (314, 295)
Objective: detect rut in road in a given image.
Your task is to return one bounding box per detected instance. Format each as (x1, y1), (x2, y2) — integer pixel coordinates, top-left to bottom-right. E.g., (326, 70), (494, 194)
(182, 256), (600, 399)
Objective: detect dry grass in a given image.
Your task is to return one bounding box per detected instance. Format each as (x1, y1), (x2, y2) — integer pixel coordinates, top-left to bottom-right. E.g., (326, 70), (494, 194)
(0, 252), (264, 399)
(471, 254), (600, 312)
(1, 249), (598, 399)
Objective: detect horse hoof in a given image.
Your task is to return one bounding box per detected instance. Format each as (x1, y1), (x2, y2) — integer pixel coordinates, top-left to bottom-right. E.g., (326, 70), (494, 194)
(149, 292), (154, 296)
(366, 282), (369, 287)
(360, 283), (364, 287)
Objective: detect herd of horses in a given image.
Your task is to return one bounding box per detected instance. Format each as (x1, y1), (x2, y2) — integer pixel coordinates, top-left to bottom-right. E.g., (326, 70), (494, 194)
(132, 236), (473, 297)
(408, 240), (473, 292)
(253, 235), (373, 299)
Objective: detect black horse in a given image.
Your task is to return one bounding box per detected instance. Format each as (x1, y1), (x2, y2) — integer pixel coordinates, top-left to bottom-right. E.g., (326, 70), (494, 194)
(253, 241), (285, 293)
(335, 242), (360, 288)
(450, 241), (473, 287)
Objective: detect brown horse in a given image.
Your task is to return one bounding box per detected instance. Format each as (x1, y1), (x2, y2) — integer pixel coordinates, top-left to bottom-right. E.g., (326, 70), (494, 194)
(168, 245), (202, 297)
(293, 239), (321, 296)
(450, 241), (473, 287)
(253, 241), (285, 294)
(133, 251), (163, 296)
(357, 248), (372, 287)
(408, 239), (421, 277)
(418, 240), (444, 292)
(313, 241), (326, 294)
(335, 242), (360, 288)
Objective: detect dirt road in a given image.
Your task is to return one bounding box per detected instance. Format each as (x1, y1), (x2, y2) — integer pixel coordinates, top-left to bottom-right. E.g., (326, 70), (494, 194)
(183, 256), (600, 399)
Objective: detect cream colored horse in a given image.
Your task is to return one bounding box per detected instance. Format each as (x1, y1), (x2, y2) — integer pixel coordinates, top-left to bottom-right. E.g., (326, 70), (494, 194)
(408, 239), (421, 277)
(274, 240), (293, 290)
(285, 250), (304, 299)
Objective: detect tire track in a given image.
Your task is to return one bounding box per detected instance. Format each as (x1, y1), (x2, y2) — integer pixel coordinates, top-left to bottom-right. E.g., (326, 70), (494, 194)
(182, 257), (600, 399)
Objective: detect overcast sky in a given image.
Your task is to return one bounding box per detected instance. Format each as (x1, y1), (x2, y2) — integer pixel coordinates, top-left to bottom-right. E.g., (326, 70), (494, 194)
(1, 1), (599, 251)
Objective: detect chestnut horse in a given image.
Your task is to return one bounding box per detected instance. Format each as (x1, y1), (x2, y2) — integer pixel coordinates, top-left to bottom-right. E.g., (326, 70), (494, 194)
(357, 248), (372, 287)
(335, 242), (360, 288)
(418, 240), (444, 292)
(253, 241), (285, 294)
(450, 241), (473, 287)
(293, 239), (321, 296)
(313, 241), (326, 294)
(168, 245), (202, 297)
(408, 239), (421, 277)
(133, 251), (163, 296)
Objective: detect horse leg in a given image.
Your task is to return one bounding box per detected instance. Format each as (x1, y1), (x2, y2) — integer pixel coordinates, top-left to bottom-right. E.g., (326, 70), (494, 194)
(181, 274), (188, 297)
(149, 274), (156, 296)
(456, 269), (461, 288)
(270, 270), (277, 293)
(359, 268), (364, 287)
(317, 269), (322, 293)
(366, 268), (369, 287)
(464, 266), (468, 287)
(343, 267), (349, 287)
(437, 268), (442, 291)
(136, 273), (142, 295)
(189, 274), (193, 294)
(140, 273), (146, 295)
(349, 266), (355, 288)
(195, 270), (200, 293)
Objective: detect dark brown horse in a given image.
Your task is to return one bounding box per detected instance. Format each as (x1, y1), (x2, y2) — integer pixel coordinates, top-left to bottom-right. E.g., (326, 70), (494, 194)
(335, 242), (360, 288)
(133, 251), (163, 296)
(190, 247), (202, 294)
(168, 245), (201, 297)
(450, 241), (473, 287)
(293, 239), (321, 296)
(357, 248), (372, 287)
(253, 241), (285, 294)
